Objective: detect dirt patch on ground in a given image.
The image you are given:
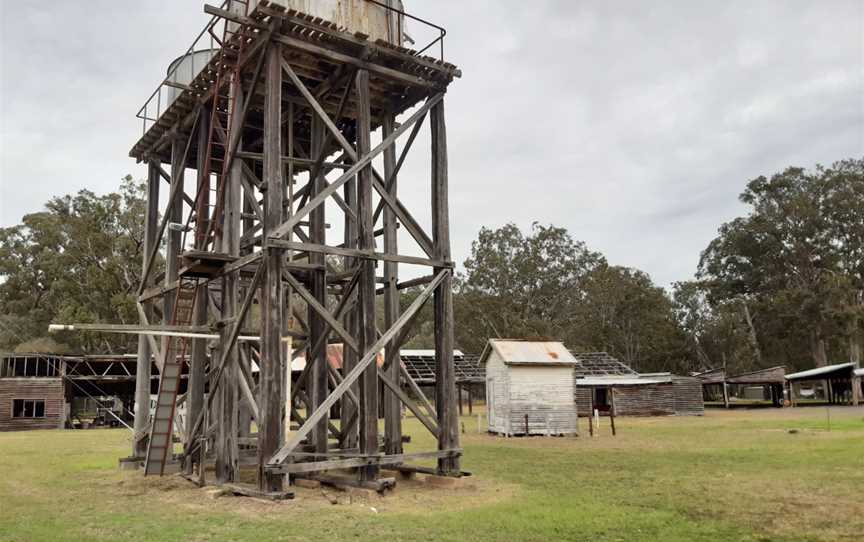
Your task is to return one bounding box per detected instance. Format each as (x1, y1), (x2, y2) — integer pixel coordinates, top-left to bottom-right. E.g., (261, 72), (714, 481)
(109, 467), (516, 519)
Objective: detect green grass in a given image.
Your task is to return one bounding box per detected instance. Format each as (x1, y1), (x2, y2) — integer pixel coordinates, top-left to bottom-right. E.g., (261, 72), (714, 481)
(1, 407), (862, 541)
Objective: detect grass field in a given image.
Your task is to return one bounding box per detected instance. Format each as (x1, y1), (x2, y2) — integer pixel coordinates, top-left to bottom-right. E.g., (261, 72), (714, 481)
(1, 407), (862, 542)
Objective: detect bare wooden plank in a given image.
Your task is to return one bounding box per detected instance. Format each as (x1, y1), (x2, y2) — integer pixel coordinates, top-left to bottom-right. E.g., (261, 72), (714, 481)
(269, 450), (462, 475)
(266, 240), (451, 268)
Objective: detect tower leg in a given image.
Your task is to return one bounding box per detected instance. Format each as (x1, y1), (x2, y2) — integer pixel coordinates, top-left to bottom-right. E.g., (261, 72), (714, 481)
(382, 112), (402, 455)
(133, 161), (160, 459)
(355, 68), (379, 482)
(431, 99), (460, 475)
(259, 42), (285, 493)
(309, 116), (329, 455)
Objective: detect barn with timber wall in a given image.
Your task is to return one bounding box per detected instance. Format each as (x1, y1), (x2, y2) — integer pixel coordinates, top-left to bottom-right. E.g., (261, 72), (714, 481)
(0, 354), (65, 431)
(482, 340), (579, 436)
(572, 353), (704, 417)
(0, 353), (152, 432)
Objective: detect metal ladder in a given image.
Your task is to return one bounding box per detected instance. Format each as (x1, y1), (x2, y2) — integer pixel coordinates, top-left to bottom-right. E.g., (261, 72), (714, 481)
(144, 277), (200, 476)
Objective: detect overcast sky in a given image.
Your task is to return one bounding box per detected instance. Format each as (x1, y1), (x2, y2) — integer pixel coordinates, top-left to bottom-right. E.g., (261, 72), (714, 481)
(1, 1), (862, 287)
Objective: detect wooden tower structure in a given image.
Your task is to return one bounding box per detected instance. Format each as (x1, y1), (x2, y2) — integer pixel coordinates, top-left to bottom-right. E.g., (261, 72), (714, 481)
(129, 0), (462, 493)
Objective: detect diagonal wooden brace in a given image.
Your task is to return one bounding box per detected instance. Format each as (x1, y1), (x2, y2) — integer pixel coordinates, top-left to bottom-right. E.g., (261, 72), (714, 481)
(268, 269), (449, 466)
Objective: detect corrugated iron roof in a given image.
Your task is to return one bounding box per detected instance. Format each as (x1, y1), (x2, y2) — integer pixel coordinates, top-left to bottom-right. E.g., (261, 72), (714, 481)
(290, 344), (384, 372)
(854, 368), (864, 377)
(480, 339), (578, 366)
(571, 352), (638, 377)
(401, 349), (464, 357)
(576, 374), (672, 386)
(785, 362), (856, 381)
(400, 351), (485, 384)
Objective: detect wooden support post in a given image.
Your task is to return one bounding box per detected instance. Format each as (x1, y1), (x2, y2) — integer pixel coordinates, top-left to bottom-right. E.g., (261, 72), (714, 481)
(163, 138), (183, 324)
(355, 69), (379, 481)
(280, 102), (293, 442)
(238, 137), (254, 439)
(382, 112), (402, 456)
(852, 374), (861, 407)
(215, 63), (246, 484)
(186, 107), (210, 473)
(340, 140), (359, 450)
(431, 98), (460, 475)
(609, 389), (617, 436)
(259, 42), (285, 493)
(309, 115), (329, 455)
(133, 161), (160, 458)
(467, 384), (473, 415)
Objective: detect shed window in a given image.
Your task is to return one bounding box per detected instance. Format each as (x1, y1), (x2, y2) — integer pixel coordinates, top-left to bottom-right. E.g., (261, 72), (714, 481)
(4, 357), (60, 377)
(12, 399), (46, 418)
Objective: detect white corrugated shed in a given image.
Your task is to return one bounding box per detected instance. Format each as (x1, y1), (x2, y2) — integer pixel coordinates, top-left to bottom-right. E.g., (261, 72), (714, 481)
(481, 340), (578, 436)
(785, 362), (856, 381)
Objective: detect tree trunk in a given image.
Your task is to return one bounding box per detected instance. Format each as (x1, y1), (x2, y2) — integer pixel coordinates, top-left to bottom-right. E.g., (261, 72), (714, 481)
(810, 326), (828, 367)
(741, 300), (762, 365)
(849, 289), (863, 365)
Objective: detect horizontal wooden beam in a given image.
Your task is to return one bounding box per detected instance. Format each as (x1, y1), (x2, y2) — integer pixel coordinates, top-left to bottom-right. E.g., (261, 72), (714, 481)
(266, 239), (452, 268)
(268, 449), (461, 475)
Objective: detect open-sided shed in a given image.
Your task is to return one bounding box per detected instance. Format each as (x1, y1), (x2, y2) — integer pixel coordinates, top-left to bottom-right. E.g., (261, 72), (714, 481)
(785, 362), (861, 406)
(695, 366), (787, 408)
(482, 340), (578, 436)
(0, 353), (146, 432)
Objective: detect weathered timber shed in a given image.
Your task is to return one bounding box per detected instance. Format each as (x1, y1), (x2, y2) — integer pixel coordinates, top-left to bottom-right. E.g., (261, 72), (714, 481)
(572, 353), (704, 417)
(695, 366), (787, 408)
(482, 340), (579, 436)
(1, 352), (158, 432)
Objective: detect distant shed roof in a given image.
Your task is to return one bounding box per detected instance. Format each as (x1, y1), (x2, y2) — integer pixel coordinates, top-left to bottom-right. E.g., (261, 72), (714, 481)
(400, 350), (485, 384)
(855, 368), (864, 378)
(785, 362), (856, 381)
(694, 368), (726, 385)
(726, 366), (786, 385)
(480, 340), (578, 366)
(694, 366), (786, 385)
(576, 375), (672, 386)
(572, 352), (638, 377)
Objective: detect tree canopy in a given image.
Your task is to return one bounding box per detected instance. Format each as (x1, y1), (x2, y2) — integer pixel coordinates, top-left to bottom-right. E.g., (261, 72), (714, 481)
(0, 177), (150, 353)
(695, 159), (864, 370)
(1, 158), (861, 376)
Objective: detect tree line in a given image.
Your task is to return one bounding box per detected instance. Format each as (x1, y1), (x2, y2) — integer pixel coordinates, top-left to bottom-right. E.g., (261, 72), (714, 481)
(1, 159), (861, 375)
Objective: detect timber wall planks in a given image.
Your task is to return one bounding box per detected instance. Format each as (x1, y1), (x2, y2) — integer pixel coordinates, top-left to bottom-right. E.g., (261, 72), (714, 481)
(0, 378), (65, 431)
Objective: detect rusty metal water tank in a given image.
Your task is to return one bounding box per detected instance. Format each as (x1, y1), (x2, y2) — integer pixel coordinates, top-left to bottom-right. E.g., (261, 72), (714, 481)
(250, 0), (406, 45)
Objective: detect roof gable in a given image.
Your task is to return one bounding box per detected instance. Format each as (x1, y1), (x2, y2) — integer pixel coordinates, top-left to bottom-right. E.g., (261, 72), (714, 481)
(480, 339), (578, 366)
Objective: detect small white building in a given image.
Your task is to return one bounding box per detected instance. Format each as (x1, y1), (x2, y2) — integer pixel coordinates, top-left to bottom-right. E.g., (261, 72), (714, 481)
(481, 339), (579, 436)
